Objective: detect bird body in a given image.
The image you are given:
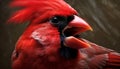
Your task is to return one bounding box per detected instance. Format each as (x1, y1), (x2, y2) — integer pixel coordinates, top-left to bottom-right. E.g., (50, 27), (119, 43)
(9, 0), (120, 69)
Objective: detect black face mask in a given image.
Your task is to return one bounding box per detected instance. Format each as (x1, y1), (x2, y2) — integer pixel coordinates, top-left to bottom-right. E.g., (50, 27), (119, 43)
(50, 15), (78, 59)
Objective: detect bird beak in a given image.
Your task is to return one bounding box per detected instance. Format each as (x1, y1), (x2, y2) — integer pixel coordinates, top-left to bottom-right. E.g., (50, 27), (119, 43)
(64, 15), (93, 49)
(69, 15), (93, 31)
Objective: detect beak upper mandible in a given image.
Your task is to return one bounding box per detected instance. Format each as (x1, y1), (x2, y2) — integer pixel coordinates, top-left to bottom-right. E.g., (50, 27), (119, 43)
(68, 15), (93, 32)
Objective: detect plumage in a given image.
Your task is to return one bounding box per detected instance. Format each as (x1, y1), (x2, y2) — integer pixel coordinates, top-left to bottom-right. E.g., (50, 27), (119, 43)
(9, 0), (120, 69)
(9, 0), (77, 23)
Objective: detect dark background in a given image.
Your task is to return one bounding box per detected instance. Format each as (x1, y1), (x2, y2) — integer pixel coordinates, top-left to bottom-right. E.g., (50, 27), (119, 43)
(0, 0), (120, 69)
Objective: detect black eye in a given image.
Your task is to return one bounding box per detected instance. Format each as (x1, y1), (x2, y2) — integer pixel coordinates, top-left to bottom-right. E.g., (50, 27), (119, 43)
(50, 17), (59, 24)
(50, 16), (67, 27)
(49, 15), (74, 32)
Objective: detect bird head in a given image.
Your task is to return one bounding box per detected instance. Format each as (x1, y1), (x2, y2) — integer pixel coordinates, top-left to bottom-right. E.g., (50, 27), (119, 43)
(9, 0), (92, 59)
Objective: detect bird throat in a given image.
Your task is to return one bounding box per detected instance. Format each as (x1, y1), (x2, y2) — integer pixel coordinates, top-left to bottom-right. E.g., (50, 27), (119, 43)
(59, 33), (78, 59)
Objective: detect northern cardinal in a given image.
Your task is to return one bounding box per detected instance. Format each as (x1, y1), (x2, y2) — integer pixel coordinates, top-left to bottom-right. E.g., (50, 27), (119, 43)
(9, 0), (120, 69)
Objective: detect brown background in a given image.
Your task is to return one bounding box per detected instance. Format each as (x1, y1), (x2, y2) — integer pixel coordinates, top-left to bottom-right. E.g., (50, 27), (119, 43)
(0, 0), (120, 69)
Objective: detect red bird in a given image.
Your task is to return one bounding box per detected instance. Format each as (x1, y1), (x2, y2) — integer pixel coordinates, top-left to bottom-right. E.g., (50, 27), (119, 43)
(9, 0), (120, 69)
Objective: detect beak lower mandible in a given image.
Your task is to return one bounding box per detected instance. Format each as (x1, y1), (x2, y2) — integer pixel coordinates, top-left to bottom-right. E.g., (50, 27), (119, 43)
(64, 15), (93, 49)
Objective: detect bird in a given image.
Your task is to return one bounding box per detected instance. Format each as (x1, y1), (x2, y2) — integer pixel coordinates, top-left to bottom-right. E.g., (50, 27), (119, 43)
(8, 0), (120, 69)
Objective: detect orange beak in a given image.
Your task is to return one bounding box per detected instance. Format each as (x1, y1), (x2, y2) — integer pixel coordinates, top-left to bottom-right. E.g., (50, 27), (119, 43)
(64, 15), (93, 49)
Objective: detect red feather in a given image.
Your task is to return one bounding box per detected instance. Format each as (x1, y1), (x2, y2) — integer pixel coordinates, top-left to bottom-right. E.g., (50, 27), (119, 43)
(8, 0), (77, 24)
(104, 52), (120, 69)
(9, 0), (120, 69)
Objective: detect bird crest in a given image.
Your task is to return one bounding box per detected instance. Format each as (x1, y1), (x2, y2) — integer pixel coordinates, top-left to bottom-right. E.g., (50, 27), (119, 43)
(8, 0), (77, 24)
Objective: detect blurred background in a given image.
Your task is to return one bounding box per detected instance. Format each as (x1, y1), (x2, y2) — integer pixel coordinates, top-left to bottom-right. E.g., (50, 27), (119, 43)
(0, 0), (120, 69)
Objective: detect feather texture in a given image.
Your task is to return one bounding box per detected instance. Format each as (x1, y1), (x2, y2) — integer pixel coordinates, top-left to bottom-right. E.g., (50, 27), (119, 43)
(104, 52), (120, 69)
(8, 0), (77, 23)
(9, 0), (120, 69)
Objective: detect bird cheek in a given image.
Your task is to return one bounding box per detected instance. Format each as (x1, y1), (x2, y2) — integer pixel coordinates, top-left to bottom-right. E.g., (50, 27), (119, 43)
(31, 31), (49, 46)
(30, 23), (61, 47)
(30, 31), (50, 46)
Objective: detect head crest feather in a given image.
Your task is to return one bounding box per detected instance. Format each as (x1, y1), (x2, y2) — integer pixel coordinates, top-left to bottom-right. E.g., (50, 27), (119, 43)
(8, 0), (77, 24)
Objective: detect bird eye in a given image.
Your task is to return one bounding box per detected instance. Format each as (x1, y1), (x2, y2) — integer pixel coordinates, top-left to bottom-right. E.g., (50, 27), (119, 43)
(50, 16), (67, 27)
(49, 15), (74, 32)
(50, 17), (59, 24)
